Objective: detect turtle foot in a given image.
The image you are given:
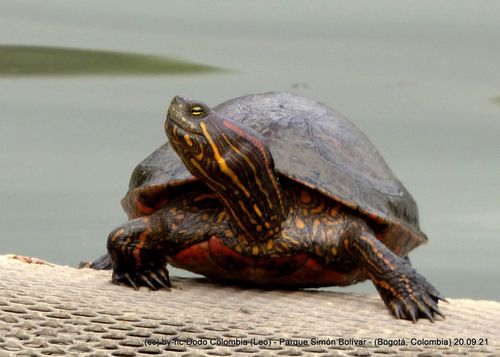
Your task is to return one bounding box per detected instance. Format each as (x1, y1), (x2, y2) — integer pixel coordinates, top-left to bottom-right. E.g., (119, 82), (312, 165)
(107, 217), (173, 291)
(79, 253), (112, 270)
(112, 265), (172, 291)
(373, 267), (446, 323)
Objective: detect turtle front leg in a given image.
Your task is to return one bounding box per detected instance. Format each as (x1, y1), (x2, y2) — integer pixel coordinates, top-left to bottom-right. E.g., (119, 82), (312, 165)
(343, 225), (446, 322)
(107, 215), (173, 290)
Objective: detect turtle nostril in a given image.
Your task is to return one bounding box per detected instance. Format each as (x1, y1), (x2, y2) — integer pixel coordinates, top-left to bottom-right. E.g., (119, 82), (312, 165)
(171, 96), (189, 106)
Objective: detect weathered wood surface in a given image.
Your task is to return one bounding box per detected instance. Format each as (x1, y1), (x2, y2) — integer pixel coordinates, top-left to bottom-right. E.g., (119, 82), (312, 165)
(0, 255), (498, 356)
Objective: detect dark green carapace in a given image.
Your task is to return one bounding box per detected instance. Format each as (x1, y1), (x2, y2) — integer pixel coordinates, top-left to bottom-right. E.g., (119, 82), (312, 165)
(100, 92), (444, 322)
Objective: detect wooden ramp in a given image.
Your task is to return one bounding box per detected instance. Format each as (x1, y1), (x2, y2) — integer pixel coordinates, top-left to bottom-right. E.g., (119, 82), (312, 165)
(0, 255), (498, 356)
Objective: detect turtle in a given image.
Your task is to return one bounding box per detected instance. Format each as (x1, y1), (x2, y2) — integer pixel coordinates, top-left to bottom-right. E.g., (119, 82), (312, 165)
(98, 92), (445, 322)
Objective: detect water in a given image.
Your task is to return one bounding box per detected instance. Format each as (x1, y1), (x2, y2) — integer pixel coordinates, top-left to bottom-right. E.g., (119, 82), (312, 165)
(1, 0), (499, 300)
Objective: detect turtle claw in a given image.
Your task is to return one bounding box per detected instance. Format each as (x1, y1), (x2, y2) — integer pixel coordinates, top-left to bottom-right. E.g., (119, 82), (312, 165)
(432, 306), (445, 320)
(112, 265), (172, 291)
(419, 307), (434, 323)
(404, 302), (417, 323)
(139, 268), (172, 291)
(149, 271), (172, 290)
(149, 266), (172, 290)
(158, 268), (172, 287)
(140, 274), (158, 290)
(437, 295), (449, 304)
(390, 302), (402, 320)
(374, 267), (445, 322)
(124, 272), (139, 290)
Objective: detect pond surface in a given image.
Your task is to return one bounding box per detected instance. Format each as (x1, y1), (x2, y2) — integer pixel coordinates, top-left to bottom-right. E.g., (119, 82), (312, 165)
(1, 1), (499, 299)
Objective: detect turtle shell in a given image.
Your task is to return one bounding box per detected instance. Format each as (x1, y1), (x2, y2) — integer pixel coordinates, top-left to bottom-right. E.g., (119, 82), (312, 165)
(122, 92), (427, 254)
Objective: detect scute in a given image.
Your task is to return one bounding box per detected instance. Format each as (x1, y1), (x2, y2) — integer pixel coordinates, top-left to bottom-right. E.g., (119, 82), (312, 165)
(121, 144), (194, 218)
(124, 92), (426, 246)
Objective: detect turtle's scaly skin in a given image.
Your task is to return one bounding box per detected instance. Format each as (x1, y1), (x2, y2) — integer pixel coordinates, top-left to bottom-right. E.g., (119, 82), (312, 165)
(104, 93), (444, 322)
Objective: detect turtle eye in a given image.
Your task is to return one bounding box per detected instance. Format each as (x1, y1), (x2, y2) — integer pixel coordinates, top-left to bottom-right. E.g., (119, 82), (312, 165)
(189, 105), (206, 117)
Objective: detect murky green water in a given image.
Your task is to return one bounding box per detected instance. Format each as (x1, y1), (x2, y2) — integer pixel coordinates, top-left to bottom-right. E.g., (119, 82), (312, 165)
(1, 1), (499, 299)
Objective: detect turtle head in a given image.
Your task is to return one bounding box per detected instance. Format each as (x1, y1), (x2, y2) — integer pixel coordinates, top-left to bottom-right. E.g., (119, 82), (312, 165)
(165, 95), (288, 241)
(165, 96), (211, 161)
(165, 96), (208, 135)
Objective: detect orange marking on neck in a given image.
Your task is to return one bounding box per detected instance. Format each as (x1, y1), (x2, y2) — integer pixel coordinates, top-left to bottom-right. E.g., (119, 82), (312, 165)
(253, 204), (263, 217)
(219, 130), (273, 210)
(222, 119), (285, 215)
(189, 158), (226, 192)
(200, 121), (250, 198)
(238, 200), (258, 225)
(183, 134), (193, 147)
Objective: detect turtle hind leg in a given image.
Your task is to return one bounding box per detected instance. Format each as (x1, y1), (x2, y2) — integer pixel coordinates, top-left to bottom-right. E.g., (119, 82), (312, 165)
(107, 216), (172, 290)
(343, 225), (446, 322)
(79, 253), (112, 270)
